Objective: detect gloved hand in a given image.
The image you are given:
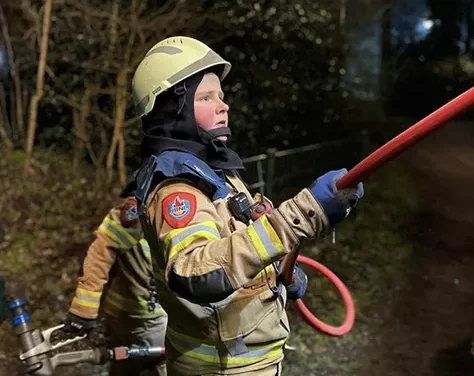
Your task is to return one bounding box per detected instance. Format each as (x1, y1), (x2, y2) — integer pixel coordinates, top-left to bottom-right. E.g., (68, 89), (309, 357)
(309, 168), (364, 226)
(286, 265), (308, 300)
(62, 313), (96, 333)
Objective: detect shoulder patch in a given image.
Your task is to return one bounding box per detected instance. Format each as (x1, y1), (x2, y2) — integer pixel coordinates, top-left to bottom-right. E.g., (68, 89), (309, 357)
(120, 198), (139, 228)
(162, 192), (196, 228)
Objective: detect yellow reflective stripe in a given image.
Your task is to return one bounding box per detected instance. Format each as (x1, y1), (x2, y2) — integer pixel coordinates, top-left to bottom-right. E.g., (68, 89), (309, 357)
(247, 216), (284, 264)
(163, 221), (220, 261)
(73, 288), (101, 309)
(104, 297), (165, 317)
(167, 328), (284, 366)
(254, 265), (275, 280)
(104, 290), (165, 316)
(139, 238), (151, 260)
(72, 297), (100, 309)
(98, 217), (137, 249)
(76, 288), (101, 298)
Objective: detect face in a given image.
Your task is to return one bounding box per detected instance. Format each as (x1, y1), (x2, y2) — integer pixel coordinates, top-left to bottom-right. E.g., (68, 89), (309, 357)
(194, 72), (229, 141)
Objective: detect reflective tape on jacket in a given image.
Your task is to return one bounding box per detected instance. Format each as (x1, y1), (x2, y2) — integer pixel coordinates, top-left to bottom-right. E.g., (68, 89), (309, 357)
(98, 217), (138, 250)
(139, 238), (151, 260)
(163, 221), (221, 261)
(254, 264), (276, 280)
(247, 216), (285, 264)
(102, 289), (165, 317)
(167, 328), (285, 366)
(72, 287), (101, 309)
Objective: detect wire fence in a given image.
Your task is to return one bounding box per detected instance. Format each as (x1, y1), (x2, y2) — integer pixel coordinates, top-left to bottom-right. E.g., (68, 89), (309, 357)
(240, 133), (368, 204)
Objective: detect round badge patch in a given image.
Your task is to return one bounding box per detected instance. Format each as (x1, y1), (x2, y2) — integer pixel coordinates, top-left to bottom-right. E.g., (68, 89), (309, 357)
(120, 198), (139, 228)
(162, 192), (197, 228)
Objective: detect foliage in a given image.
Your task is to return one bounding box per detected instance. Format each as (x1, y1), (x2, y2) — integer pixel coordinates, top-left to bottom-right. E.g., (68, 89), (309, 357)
(0, 0), (357, 174)
(208, 1), (349, 156)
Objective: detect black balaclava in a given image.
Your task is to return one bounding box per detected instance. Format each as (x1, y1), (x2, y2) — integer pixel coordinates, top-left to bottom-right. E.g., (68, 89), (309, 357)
(140, 70), (244, 170)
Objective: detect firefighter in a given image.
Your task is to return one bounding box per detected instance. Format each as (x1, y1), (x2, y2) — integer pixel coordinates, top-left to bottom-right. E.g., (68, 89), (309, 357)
(130, 36), (364, 375)
(63, 196), (168, 376)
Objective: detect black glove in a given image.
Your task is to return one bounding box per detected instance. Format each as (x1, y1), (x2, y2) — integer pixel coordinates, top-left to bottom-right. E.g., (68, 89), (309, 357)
(62, 313), (96, 333)
(286, 266), (308, 300)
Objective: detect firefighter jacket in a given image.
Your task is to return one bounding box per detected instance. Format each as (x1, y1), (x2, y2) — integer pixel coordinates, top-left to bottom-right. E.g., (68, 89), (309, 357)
(69, 199), (166, 320)
(134, 151), (330, 375)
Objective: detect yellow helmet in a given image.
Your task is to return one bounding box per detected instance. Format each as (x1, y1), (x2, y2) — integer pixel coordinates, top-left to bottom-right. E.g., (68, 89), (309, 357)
(132, 36), (231, 118)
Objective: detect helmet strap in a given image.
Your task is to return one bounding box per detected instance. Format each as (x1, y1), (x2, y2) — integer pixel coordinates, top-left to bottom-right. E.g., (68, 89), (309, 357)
(174, 82), (187, 115)
(208, 127), (231, 139)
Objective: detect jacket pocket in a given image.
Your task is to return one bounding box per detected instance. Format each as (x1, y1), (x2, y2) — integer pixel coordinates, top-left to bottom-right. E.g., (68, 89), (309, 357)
(212, 285), (277, 343)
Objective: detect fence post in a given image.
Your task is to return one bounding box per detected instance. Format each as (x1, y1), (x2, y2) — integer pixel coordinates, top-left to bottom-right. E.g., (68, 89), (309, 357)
(266, 148), (277, 200)
(256, 159), (265, 195)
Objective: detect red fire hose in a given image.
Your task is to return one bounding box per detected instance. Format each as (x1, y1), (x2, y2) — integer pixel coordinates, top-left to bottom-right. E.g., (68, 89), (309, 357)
(285, 86), (474, 336)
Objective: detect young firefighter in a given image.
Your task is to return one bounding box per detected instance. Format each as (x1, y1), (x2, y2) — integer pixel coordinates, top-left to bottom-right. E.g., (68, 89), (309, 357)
(130, 36), (364, 376)
(63, 196), (168, 376)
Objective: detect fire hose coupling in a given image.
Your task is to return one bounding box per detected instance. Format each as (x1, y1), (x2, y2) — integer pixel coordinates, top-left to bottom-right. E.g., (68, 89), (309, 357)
(9, 299), (31, 327)
(7, 296), (166, 376)
(111, 346), (166, 361)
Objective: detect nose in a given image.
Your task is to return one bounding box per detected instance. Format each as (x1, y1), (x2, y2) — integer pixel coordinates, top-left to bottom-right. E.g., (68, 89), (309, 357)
(216, 98), (229, 114)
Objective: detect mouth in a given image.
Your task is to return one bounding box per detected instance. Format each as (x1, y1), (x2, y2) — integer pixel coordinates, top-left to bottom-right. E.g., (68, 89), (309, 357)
(216, 120), (227, 126)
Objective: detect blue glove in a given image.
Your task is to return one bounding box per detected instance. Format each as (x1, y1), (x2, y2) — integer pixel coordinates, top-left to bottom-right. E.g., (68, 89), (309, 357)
(62, 313), (96, 333)
(309, 168), (364, 226)
(286, 266), (308, 300)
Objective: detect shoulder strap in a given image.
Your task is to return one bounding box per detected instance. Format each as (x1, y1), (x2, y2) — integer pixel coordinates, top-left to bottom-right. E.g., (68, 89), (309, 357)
(225, 172), (255, 204)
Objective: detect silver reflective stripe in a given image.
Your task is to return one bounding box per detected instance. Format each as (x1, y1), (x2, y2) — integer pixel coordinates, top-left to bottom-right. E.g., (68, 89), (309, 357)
(168, 330), (284, 363)
(75, 292), (100, 304)
(100, 219), (136, 249)
(146, 45), (183, 57)
(167, 224), (220, 249)
(252, 220), (279, 259)
(135, 95), (149, 117)
(167, 50), (225, 86)
(139, 238), (151, 260)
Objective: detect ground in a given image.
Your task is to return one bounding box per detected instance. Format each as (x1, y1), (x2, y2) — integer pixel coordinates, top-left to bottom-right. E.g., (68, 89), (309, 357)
(283, 120), (474, 376)
(358, 122), (474, 376)
(2, 121), (474, 375)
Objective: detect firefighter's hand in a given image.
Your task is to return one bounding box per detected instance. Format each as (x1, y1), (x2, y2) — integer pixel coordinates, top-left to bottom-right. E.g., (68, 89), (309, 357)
(285, 266), (308, 300)
(309, 169), (364, 226)
(62, 313), (96, 334)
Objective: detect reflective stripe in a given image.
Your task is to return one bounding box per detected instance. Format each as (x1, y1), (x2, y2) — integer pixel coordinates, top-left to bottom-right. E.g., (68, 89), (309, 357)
(103, 290), (165, 317)
(139, 238), (151, 260)
(254, 265), (275, 280)
(163, 221), (220, 261)
(76, 288), (101, 299)
(73, 288), (101, 309)
(72, 297), (100, 309)
(247, 216), (284, 263)
(167, 328), (284, 366)
(98, 217), (137, 249)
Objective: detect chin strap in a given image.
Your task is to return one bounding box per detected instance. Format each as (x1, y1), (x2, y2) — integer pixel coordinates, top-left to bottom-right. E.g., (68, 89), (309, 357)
(208, 127), (231, 138)
(174, 82), (187, 115)
(197, 126), (232, 146)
